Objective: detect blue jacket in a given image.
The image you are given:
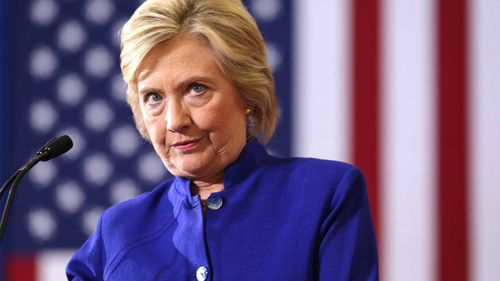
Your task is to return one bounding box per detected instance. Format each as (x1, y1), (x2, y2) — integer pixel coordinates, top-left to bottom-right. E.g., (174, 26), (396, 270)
(67, 140), (379, 280)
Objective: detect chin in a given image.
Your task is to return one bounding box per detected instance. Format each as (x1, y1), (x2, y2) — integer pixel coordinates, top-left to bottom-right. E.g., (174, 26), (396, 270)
(167, 160), (212, 179)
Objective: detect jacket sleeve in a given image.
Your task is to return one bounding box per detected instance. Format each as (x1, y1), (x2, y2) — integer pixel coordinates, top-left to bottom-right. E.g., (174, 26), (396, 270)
(66, 216), (105, 281)
(318, 166), (379, 280)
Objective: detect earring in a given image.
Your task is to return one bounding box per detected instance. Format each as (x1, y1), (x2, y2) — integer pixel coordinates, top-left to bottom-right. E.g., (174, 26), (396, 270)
(245, 109), (257, 141)
(246, 114), (257, 129)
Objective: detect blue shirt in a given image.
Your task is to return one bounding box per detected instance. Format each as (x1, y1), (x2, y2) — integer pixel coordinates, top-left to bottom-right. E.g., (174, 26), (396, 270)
(67, 140), (379, 280)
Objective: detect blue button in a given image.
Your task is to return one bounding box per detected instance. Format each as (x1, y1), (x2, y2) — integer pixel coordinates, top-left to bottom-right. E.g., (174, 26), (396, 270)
(196, 266), (208, 281)
(207, 195), (223, 211)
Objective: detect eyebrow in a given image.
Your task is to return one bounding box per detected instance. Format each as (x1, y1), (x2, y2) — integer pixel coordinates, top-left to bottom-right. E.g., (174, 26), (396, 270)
(138, 75), (217, 95)
(174, 76), (217, 95)
(179, 75), (216, 85)
(137, 86), (161, 96)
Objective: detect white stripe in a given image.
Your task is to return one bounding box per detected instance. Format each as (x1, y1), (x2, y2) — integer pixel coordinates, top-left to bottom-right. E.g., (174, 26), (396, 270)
(381, 1), (436, 280)
(469, 1), (500, 280)
(37, 250), (75, 281)
(292, 0), (350, 161)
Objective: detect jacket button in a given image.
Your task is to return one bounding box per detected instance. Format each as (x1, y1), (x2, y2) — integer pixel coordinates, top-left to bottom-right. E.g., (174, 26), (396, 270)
(196, 266), (209, 281)
(207, 195), (223, 211)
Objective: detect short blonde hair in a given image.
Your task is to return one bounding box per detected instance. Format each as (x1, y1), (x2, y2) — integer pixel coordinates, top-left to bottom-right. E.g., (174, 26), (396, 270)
(120, 0), (277, 143)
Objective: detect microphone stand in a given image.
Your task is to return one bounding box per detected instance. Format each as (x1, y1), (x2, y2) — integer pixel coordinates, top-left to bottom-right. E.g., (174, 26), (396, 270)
(0, 135), (72, 243)
(0, 170), (20, 198)
(0, 154), (44, 242)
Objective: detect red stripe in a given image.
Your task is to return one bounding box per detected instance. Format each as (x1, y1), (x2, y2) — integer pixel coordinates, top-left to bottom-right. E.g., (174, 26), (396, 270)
(437, 0), (469, 280)
(7, 255), (37, 281)
(351, 0), (381, 237)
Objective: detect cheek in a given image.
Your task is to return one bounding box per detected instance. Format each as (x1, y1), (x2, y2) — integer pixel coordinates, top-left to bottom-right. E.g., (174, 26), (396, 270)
(140, 107), (166, 144)
(212, 113), (246, 143)
(149, 121), (166, 145)
(146, 117), (170, 164)
(196, 106), (244, 133)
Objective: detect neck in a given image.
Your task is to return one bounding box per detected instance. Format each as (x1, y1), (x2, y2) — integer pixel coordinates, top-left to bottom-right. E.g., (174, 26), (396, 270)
(190, 173), (224, 200)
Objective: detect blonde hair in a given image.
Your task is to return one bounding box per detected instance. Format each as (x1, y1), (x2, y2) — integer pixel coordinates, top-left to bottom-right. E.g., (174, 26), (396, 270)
(120, 0), (277, 143)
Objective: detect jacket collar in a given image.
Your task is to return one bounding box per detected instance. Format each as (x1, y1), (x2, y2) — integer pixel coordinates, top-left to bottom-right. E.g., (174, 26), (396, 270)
(223, 138), (269, 190)
(171, 139), (269, 198)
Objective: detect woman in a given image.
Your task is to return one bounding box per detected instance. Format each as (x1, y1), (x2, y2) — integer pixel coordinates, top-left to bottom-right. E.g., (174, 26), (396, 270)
(67, 0), (379, 280)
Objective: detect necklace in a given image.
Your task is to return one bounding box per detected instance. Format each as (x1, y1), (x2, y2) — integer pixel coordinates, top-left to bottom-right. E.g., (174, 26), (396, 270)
(201, 199), (207, 214)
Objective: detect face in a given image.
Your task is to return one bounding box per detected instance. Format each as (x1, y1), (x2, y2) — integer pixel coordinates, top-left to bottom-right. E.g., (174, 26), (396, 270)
(136, 35), (247, 182)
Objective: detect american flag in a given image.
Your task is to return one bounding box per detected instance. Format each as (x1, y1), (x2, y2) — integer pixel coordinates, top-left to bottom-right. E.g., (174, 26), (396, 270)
(1, 0), (499, 280)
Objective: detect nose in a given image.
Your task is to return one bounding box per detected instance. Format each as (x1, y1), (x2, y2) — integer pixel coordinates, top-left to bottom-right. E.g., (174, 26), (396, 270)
(166, 99), (191, 132)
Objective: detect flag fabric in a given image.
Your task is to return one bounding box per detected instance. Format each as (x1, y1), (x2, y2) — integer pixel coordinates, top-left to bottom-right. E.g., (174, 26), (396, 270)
(1, 0), (500, 281)
(2, 0), (160, 280)
(294, 1), (500, 281)
(1, 0), (291, 280)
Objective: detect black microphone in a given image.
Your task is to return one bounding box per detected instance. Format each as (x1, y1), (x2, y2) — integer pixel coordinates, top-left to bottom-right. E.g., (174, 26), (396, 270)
(0, 135), (73, 242)
(36, 135), (73, 162)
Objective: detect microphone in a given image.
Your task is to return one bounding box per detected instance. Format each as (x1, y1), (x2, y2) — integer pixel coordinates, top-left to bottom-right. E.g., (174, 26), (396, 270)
(0, 135), (73, 242)
(36, 135), (73, 162)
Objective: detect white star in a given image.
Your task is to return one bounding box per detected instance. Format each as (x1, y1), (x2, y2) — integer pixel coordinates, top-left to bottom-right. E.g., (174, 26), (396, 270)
(110, 73), (127, 101)
(27, 208), (57, 241)
(251, 0), (282, 22)
(84, 46), (114, 78)
(58, 20), (87, 52)
(83, 99), (114, 131)
(58, 127), (86, 160)
(85, 0), (115, 25)
(110, 18), (127, 47)
(30, 0), (59, 26)
(29, 161), (57, 187)
(55, 181), (85, 214)
(83, 153), (113, 186)
(266, 42), (282, 71)
(81, 207), (104, 235)
(138, 152), (167, 183)
(110, 179), (140, 204)
(30, 100), (59, 133)
(30, 47), (58, 79)
(110, 125), (142, 157)
(57, 73), (86, 106)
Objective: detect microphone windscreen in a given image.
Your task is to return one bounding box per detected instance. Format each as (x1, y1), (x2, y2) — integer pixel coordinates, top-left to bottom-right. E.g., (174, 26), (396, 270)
(38, 135), (73, 161)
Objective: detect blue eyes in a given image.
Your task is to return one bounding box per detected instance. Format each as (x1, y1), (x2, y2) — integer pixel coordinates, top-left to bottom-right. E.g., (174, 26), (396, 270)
(189, 84), (206, 96)
(145, 93), (162, 104)
(143, 83), (207, 106)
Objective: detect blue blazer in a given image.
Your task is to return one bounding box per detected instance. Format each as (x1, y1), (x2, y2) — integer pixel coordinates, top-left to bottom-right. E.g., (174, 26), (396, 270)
(67, 140), (379, 280)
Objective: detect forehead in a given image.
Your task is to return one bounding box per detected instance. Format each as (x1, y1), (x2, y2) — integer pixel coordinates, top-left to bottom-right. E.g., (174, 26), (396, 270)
(137, 35), (221, 82)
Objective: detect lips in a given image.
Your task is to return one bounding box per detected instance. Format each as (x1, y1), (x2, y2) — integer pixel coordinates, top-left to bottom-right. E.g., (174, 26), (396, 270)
(171, 138), (202, 152)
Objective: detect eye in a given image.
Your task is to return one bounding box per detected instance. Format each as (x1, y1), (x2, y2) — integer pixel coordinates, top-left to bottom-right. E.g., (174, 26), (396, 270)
(187, 83), (207, 96)
(144, 92), (162, 105)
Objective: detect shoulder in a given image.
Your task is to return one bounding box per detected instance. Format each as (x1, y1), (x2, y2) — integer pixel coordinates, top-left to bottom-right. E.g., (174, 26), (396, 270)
(252, 155), (367, 209)
(291, 157), (356, 176)
(103, 178), (172, 217)
(98, 178), (176, 244)
(265, 155), (364, 188)
(269, 157), (372, 231)
(66, 179), (178, 279)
